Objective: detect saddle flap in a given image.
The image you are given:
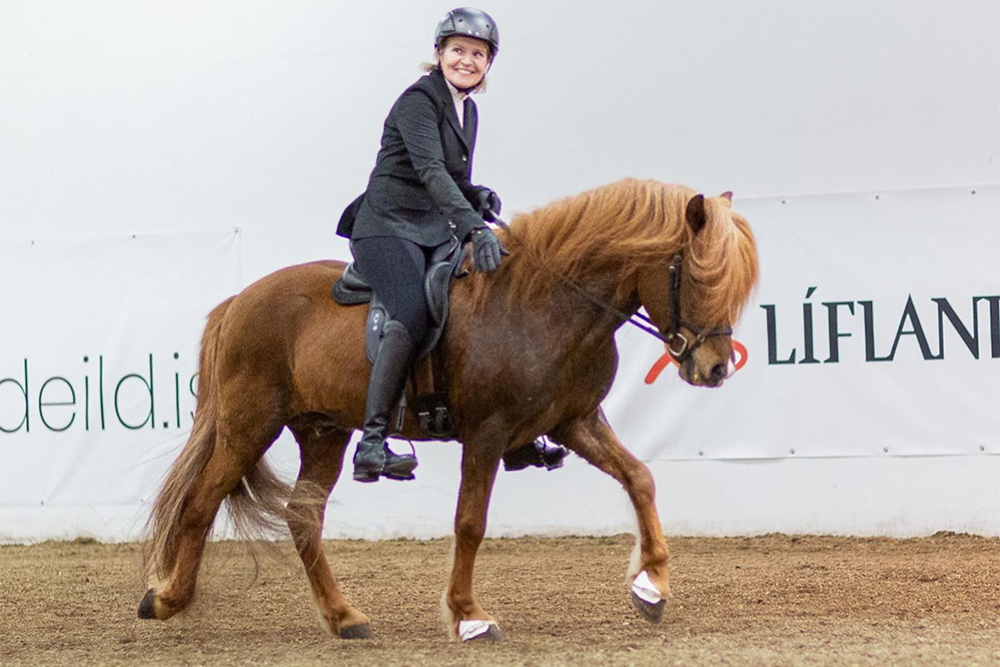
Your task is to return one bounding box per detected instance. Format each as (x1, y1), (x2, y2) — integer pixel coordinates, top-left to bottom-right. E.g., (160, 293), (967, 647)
(425, 262), (453, 326)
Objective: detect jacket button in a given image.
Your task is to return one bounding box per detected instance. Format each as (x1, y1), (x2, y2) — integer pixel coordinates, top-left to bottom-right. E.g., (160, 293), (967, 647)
(462, 154), (468, 162)
(448, 221), (456, 229)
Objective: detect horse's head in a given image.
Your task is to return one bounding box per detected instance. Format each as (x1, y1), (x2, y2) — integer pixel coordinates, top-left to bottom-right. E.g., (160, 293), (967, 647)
(637, 192), (758, 388)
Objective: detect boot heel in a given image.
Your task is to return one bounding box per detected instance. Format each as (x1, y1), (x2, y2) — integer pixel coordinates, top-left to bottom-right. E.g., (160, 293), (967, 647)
(353, 468), (382, 483)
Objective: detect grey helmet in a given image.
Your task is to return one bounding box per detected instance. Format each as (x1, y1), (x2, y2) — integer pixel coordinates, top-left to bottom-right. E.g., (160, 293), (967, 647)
(434, 7), (499, 58)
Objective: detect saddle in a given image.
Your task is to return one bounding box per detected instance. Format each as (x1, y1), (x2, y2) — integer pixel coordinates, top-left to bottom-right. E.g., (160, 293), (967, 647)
(331, 237), (467, 438)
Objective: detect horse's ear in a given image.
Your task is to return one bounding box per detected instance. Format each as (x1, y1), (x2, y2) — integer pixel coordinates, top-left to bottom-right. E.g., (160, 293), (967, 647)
(719, 191), (733, 208)
(686, 194), (707, 235)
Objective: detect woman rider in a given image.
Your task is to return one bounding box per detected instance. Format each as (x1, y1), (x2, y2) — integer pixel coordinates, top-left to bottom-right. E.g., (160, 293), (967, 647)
(338, 7), (567, 482)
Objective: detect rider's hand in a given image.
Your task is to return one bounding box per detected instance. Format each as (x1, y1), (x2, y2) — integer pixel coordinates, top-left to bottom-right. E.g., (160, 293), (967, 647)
(468, 226), (509, 273)
(474, 187), (502, 219)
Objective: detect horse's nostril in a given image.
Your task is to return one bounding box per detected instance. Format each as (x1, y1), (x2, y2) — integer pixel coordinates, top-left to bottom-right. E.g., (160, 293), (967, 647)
(709, 363), (727, 382)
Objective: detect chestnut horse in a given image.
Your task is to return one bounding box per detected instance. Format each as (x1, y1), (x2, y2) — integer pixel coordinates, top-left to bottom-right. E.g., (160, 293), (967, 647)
(139, 179), (758, 641)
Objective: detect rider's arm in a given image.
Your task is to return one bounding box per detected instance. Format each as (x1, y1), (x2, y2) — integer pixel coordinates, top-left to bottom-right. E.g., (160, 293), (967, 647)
(395, 89), (484, 241)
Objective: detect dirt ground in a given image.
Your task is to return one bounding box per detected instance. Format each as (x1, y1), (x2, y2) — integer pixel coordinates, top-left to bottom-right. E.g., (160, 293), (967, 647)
(1, 533), (998, 667)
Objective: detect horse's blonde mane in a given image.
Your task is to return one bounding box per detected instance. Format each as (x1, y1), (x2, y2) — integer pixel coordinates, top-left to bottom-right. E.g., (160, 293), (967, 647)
(476, 179), (757, 326)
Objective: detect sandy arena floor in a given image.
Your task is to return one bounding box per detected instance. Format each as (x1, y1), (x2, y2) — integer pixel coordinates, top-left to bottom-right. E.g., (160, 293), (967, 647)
(1, 533), (998, 666)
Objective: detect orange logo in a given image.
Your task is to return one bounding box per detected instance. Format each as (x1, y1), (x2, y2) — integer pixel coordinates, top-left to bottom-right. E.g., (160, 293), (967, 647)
(644, 341), (748, 384)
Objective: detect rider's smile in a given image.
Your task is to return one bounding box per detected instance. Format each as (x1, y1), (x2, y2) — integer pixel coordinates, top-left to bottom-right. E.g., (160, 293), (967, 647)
(439, 36), (489, 90)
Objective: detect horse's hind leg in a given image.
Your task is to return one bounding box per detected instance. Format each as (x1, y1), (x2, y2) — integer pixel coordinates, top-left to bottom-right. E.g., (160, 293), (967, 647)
(442, 442), (503, 642)
(141, 419), (282, 620)
(552, 408), (671, 623)
(286, 424), (373, 639)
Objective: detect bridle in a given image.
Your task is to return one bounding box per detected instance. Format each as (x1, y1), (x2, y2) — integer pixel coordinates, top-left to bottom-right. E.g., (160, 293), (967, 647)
(490, 215), (732, 364)
(659, 253), (733, 363)
(557, 253), (733, 364)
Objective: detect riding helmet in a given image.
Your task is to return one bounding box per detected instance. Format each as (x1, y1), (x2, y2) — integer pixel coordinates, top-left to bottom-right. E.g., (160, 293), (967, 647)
(434, 7), (499, 57)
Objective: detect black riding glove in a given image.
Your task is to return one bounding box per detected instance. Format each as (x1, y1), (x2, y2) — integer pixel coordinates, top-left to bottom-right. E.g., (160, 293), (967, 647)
(468, 226), (508, 273)
(474, 187), (502, 221)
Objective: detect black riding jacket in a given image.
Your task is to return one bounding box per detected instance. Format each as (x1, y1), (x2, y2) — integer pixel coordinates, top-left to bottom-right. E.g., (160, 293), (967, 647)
(338, 68), (487, 247)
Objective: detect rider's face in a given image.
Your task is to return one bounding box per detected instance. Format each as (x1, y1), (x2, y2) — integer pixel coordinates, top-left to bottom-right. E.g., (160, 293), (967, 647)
(438, 36), (490, 90)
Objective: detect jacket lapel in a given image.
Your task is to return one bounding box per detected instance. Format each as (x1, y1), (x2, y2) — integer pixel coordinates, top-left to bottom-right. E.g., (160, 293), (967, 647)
(463, 98), (477, 152)
(430, 69), (470, 151)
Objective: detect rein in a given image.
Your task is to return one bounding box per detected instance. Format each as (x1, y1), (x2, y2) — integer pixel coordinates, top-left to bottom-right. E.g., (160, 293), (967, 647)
(490, 216), (732, 363)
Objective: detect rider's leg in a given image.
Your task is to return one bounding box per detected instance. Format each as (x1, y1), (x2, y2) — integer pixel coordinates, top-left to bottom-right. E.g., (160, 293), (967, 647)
(354, 320), (418, 481)
(350, 237), (430, 482)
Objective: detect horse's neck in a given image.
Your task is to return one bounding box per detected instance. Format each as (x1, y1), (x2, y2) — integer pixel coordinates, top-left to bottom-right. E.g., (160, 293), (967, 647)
(517, 259), (637, 355)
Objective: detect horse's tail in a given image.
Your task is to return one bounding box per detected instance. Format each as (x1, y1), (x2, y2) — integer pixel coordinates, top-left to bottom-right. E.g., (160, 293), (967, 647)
(142, 296), (237, 583)
(142, 295), (298, 584)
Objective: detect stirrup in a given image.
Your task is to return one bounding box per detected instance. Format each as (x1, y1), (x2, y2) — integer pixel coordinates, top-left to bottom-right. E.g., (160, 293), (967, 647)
(539, 440), (568, 470)
(380, 453), (418, 481)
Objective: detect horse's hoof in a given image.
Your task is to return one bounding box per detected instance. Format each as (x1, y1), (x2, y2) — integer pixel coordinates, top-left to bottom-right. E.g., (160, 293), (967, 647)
(631, 590), (665, 623)
(340, 623), (375, 640)
(137, 589), (157, 620)
(459, 620), (503, 642)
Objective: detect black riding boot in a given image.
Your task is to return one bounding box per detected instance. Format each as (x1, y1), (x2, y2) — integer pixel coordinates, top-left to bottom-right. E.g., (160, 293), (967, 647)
(353, 321), (419, 483)
(502, 437), (569, 472)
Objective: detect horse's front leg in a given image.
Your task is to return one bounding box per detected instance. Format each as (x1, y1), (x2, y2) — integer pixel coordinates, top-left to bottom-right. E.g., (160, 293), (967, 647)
(552, 408), (671, 623)
(443, 442), (503, 642)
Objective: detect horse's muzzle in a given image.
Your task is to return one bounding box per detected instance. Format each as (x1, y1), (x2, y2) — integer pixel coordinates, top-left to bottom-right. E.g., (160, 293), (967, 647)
(679, 359), (729, 388)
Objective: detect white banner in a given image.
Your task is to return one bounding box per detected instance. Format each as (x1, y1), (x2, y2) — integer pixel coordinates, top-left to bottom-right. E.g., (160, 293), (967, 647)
(0, 187), (996, 541)
(604, 185), (1000, 460)
(0, 230), (241, 511)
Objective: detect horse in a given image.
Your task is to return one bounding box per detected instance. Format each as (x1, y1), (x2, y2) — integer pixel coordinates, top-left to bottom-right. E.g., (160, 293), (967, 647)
(138, 179), (759, 641)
